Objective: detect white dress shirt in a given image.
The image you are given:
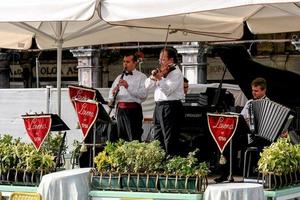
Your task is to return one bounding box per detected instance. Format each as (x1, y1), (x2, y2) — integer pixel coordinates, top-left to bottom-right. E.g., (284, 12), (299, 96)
(241, 95), (269, 124)
(145, 65), (184, 102)
(109, 69), (147, 104)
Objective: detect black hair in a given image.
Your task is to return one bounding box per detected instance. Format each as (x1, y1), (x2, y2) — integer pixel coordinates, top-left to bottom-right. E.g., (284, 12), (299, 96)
(161, 47), (178, 64)
(184, 77), (189, 83)
(124, 52), (138, 62)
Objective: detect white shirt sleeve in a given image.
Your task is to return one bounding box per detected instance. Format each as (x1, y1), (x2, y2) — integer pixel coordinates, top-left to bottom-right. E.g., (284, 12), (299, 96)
(157, 70), (183, 97)
(241, 99), (252, 120)
(127, 73), (147, 102)
(108, 75), (121, 101)
(145, 77), (156, 90)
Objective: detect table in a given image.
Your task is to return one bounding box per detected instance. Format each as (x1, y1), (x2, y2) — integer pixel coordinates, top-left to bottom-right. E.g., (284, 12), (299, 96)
(264, 185), (300, 200)
(38, 168), (92, 200)
(203, 183), (264, 200)
(89, 190), (203, 200)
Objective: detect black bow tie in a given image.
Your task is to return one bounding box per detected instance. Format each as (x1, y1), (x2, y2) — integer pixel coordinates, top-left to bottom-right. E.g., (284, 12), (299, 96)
(125, 71), (133, 76)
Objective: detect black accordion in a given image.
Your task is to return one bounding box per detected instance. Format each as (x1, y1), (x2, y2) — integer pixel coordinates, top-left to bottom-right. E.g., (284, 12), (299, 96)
(249, 99), (293, 142)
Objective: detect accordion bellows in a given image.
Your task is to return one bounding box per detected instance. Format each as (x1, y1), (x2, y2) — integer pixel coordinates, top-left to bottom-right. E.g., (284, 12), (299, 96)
(250, 99), (292, 142)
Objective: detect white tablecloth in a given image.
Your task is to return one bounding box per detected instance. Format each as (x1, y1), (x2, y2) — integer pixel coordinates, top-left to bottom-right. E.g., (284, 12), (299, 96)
(38, 168), (92, 200)
(204, 183), (264, 200)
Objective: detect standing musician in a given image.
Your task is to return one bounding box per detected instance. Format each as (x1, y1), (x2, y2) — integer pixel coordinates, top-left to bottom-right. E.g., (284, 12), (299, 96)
(145, 47), (184, 156)
(108, 52), (147, 141)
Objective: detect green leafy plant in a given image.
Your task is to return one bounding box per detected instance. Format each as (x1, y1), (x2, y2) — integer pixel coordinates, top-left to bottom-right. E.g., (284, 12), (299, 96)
(94, 140), (165, 173)
(164, 149), (209, 176)
(25, 148), (55, 173)
(0, 134), (55, 174)
(43, 132), (67, 156)
(258, 138), (298, 175)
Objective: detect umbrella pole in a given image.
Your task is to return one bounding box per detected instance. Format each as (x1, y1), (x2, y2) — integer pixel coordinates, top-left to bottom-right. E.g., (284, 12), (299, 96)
(56, 22), (62, 117)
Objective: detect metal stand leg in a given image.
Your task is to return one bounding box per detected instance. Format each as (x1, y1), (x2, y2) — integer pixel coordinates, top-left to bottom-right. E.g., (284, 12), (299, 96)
(247, 152), (252, 178)
(228, 140), (234, 182)
(92, 124), (96, 168)
(243, 150), (248, 181)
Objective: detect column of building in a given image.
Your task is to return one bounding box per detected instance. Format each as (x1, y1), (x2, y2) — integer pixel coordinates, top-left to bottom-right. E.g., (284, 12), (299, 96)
(175, 42), (208, 84)
(70, 47), (104, 88)
(0, 52), (10, 88)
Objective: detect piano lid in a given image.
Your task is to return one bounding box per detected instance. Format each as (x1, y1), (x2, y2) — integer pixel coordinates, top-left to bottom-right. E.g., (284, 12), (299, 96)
(214, 45), (300, 108)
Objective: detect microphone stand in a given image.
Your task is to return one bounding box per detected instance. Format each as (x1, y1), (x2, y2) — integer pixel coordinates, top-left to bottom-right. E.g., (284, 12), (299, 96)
(211, 67), (227, 110)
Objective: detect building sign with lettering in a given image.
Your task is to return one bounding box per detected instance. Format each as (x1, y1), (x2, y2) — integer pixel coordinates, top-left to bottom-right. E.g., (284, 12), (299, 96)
(10, 63), (78, 79)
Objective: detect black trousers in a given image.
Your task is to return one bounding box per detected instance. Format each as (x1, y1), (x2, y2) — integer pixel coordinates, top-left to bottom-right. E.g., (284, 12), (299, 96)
(116, 105), (143, 141)
(153, 100), (184, 156)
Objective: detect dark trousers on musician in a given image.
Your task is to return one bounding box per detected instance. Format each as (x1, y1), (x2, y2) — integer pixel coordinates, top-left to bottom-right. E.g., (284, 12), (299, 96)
(116, 102), (143, 141)
(153, 100), (184, 156)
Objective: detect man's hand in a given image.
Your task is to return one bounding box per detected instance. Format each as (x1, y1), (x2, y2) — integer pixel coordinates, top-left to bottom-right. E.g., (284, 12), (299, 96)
(150, 72), (163, 81)
(112, 85), (119, 95)
(118, 79), (128, 89)
(280, 131), (289, 138)
(108, 101), (114, 108)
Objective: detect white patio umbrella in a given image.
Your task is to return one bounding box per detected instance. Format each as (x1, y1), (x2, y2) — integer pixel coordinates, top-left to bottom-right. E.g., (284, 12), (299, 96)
(100, 0), (300, 35)
(0, 0), (244, 117)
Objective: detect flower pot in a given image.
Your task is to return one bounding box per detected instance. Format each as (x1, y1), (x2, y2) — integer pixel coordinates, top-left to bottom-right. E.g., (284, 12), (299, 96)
(91, 172), (122, 190)
(0, 171), (8, 183)
(10, 169), (25, 184)
(263, 173), (284, 190)
(7, 169), (16, 183)
(159, 175), (203, 193)
(24, 171), (40, 185)
(296, 171), (300, 184)
(121, 173), (159, 192)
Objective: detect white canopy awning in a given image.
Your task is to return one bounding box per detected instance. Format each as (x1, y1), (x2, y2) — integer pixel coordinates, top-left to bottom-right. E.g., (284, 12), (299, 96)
(101, 0), (300, 35)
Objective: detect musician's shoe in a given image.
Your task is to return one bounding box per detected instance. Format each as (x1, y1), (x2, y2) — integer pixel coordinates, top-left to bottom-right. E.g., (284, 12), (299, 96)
(214, 175), (228, 183)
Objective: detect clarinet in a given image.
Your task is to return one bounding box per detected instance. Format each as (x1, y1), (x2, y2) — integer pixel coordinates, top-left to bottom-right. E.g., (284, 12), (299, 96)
(108, 69), (126, 115)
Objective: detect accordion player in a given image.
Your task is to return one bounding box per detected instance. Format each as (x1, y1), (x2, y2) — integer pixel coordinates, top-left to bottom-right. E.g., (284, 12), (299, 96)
(248, 99), (294, 145)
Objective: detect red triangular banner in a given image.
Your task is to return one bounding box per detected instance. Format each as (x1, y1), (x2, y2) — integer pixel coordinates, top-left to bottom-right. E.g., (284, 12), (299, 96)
(207, 113), (239, 153)
(68, 85), (96, 108)
(22, 115), (52, 150)
(74, 99), (99, 139)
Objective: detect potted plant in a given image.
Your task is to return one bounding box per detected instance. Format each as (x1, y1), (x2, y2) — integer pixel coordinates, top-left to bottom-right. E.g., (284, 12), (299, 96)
(161, 150), (209, 193)
(43, 132), (67, 168)
(25, 146), (55, 185)
(258, 138), (299, 189)
(93, 140), (165, 191)
(13, 141), (29, 183)
(119, 140), (165, 191)
(93, 140), (125, 190)
(0, 134), (15, 183)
